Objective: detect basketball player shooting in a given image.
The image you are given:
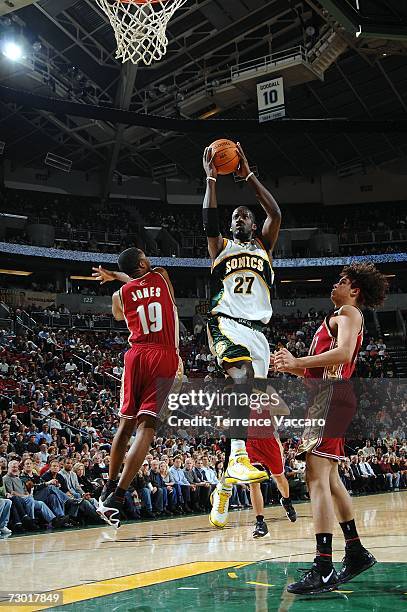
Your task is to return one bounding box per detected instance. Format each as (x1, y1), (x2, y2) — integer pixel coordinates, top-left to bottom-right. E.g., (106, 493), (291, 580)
(202, 142), (295, 529)
(91, 248), (182, 528)
(274, 263), (388, 594)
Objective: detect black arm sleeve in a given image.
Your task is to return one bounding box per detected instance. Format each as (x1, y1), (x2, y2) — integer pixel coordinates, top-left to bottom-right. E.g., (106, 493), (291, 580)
(202, 208), (220, 237)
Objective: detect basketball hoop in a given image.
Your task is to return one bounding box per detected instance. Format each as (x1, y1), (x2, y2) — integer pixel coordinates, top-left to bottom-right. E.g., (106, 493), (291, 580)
(95, 0), (189, 66)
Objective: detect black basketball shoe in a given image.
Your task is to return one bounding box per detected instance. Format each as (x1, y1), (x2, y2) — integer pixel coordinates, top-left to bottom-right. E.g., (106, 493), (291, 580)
(97, 493), (123, 528)
(100, 479), (118, 503)
(337, 548), (377, 584)
(253, 518), (269, 539)
(280, 497), (297, 522)
(287, 564), (339, 595)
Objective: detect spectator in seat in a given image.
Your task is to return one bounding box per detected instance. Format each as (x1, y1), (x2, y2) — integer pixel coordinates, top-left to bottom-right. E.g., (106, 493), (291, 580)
(0, 497), (12, 535)
(169, 456), (193, 513)
(13, 433), (26, 456)
(349, 455), (365, 492)
(134, 462), (157, 518)
(150, 459), (172, 515)
(65, 359), (77, 373)
(183, 458), (202, 511)
(369, 456), (386, 490)
(201, 455), (219, 491)
(0, 357), (9, 374)
(35, 424), (52, 445)
(89, 454), (109, 480)
(358, 456), (377, 492)
(284, 459), (307, 500)
(389, 454), (401, 491)
(59, 457), (100, 522)
(159, 461), (181, 514)
(20, 458), (72, 527)
(193, 458), (212, 510)
(38, 443), (49, 467)
(379, 456), (395, 490)
(339, 459), (354, 493)
(361, 440), (376, 458)
(3, 460), (54, 529)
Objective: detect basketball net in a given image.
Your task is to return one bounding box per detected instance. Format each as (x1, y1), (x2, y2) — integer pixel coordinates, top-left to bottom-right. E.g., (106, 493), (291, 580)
(95, 0), (189, 66)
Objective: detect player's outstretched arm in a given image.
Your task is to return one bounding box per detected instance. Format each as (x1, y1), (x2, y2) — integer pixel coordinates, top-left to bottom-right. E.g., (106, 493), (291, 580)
(112, 291), (124, 321)
(202, 146), (223, 260)
(275, 307), (362, 371)
(236, 142), (281, 252)
(92, 266), (131, 285)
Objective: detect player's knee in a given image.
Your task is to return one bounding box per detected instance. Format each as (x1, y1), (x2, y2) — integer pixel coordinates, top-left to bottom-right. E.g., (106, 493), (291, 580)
(227, 361), (254, 381)
(119, 417), (137, 435)
(137, 414), (158, 431)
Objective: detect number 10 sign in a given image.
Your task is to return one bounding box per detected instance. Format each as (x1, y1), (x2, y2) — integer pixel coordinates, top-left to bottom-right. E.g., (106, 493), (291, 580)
(257, 77), (285, 123)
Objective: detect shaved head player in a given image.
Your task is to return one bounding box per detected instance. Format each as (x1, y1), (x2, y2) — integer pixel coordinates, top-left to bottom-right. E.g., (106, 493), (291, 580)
(91, 249), (182, 527)
(203, 142), (295, 529)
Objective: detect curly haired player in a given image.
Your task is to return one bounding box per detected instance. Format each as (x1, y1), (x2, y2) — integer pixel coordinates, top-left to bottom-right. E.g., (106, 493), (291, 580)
(275, 263), (388, 595)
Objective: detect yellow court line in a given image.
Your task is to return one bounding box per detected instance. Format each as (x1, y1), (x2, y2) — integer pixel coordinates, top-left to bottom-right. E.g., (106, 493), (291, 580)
(228, 572), (238, 579)
(234, 562), (255, 569)
(12, 561), (245, 612)
(246, 581), (274, 587)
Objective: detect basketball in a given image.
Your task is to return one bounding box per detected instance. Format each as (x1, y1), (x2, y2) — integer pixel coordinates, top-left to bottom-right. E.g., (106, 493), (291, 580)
(209, 138), (239, 175)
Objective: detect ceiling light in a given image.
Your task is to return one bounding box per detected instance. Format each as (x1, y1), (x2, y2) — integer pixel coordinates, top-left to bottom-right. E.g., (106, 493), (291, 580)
(2, 41), (23, 61)
(70, 275), (98, 281)
(280, 279), (322, 283)
(199, 106), (221, 119)
(0, 269), (32, 276)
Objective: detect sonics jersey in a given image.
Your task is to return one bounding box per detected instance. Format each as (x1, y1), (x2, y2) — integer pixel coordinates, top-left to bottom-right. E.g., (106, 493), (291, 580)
(210, 238), (274, 324)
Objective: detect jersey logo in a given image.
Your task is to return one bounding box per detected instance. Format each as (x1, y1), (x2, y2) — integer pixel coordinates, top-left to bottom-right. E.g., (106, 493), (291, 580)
(225, 255), (264, 275)
(215, 341), (228, 357)
(322, 570), (334, 584)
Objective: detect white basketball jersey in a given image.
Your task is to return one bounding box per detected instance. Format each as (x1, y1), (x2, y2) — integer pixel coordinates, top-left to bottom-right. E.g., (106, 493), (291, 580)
(210, 238), (274, 324)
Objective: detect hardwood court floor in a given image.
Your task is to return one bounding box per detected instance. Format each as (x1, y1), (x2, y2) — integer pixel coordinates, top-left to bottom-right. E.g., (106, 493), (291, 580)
(0, 492), (405, 611)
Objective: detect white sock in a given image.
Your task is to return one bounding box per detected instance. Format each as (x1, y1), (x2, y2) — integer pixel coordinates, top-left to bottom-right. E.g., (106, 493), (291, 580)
(231, 439), (246, 456)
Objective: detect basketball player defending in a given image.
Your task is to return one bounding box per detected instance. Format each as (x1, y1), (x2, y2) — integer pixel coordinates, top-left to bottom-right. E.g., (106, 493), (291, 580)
(91, 248), (182, 527)
(203, 143), (295, 529)
(248, 431), (297, 538)
(274, 263), (388, 594)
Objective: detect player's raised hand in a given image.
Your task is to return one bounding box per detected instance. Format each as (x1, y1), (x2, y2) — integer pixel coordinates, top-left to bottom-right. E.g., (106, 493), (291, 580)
(203, 146), (217, 179)
(274, 348), (298, 372)
(269, 352), (278, 371)
(235, 142), (251, 178)
(92, 265), (116, 284)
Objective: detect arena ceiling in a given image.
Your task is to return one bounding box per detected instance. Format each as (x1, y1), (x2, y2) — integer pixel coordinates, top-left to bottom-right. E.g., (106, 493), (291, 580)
(1, 0), (407, 191)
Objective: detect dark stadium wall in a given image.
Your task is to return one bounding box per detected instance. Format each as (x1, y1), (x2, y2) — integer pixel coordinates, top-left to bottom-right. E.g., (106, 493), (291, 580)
(46, 293), (407, 316)
(4, 160), (407, 206)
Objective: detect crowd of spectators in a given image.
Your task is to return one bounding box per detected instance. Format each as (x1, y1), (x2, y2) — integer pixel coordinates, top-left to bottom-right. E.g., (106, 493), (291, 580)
(0, 304), (405, 537)
(1, 189), (146, 255)
(339, 438), (407, 494)
(2, 188), (406, 258)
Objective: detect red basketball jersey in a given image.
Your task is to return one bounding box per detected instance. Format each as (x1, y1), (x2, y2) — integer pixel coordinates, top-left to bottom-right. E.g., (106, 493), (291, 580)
(304, 306), (363, 380)
(120, 270), (178, 348)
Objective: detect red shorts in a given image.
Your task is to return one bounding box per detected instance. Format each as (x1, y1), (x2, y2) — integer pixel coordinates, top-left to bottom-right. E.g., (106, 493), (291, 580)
(247, 436), (284, 476)
(310, 437), (345, 461)
(119, 344), (182, 420)
(296, 382), (354, 462)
